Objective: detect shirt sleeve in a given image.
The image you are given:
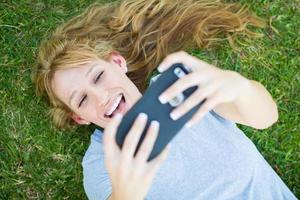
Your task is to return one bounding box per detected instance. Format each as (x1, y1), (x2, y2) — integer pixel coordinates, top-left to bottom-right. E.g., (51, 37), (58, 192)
(209, 110), (236, 127)
(82, 132), (112, 200)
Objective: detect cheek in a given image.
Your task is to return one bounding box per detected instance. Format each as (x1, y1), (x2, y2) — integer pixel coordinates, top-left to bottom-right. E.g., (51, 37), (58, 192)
(73, 100), (98, 123)
(82, 104), (108, 128)
(107, 69), (128, 84)
(108, 76), (126, 86)
(83, 102), (99, 120)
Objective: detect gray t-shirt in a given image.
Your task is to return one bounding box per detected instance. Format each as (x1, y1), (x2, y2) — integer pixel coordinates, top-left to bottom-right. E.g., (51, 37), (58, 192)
(82, 110), (297, 200)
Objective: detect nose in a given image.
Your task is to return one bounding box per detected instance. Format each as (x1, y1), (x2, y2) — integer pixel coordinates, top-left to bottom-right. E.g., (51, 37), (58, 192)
(88, 86), (109, 112)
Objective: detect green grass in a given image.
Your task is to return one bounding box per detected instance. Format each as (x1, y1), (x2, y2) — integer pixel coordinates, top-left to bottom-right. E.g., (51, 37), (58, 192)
(0, 0), (299, 199)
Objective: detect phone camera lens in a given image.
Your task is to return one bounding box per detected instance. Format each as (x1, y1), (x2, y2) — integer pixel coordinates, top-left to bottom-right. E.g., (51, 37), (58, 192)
(174, 68), (186, 78)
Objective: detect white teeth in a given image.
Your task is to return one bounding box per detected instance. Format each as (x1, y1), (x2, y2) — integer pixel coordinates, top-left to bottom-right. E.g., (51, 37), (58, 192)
(105, 94), (122, 116)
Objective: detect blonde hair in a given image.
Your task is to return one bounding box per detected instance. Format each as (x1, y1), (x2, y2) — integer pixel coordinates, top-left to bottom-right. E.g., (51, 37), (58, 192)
(34, 0), (265, 128)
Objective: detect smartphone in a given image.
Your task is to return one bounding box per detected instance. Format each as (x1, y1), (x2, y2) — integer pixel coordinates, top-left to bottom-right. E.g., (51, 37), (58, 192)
(115, 63), (205, 161)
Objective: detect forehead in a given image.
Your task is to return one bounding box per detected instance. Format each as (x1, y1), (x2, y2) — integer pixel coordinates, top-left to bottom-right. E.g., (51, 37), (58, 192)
(53, 65), (86, 88)
(51, 61), (106, 103)
(51, 66), (86, 103)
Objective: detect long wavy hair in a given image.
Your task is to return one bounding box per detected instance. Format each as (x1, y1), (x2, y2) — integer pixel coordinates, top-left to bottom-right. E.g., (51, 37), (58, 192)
(34, 0), (265, 128)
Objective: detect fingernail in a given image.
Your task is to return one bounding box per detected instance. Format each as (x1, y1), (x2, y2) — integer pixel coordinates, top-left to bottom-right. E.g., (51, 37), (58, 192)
(114, 113), (123, 120)
(158, 95), (166, 104)
(185, 121), (193, 128)
(157, 65), (164, 72)
(170, 112), (179, 120)
(139, 112), (147, 119)
(151, 120), (159, 128)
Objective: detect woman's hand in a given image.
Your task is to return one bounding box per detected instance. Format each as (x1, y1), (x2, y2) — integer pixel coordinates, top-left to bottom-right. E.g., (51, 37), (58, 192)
(103, 113), (170, 200)
(157, 51), (278, 129)
(157, 51), (251, 127)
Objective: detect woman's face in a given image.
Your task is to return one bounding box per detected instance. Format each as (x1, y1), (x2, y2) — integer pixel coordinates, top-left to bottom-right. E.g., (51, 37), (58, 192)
(51, 53), (142, 128)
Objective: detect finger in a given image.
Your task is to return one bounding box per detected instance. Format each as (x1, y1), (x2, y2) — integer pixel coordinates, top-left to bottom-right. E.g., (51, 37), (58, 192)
(120, 113), (148, 166)
(146, 144), (171, 181)
(158, 73), (204, 104)
(186, 94), (221, 127)
(135, 120), (160, 165)
(157, 51), (210, 72)
(157, 51), (188, 72)
(158, 68), (218, 104)
(170, 82), (219, 120)
(103, 113), (123, 158)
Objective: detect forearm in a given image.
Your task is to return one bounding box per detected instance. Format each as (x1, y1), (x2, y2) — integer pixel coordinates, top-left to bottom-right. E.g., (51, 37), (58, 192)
(108, 191), (145, 200)
(233, 80), (278, 129)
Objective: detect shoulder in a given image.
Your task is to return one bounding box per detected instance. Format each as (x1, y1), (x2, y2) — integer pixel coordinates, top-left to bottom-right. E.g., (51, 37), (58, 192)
(82, 129), (112, 200)
(82, 129), (105, 165)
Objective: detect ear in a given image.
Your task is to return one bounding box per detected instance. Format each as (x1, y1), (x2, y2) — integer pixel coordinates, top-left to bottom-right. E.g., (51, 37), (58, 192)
(108, 51), (128, 73)
(71, 113), (91, 125)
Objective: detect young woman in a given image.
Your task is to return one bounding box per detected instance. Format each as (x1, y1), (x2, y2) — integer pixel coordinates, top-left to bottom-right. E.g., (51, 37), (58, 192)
(34, 0), (297, 199)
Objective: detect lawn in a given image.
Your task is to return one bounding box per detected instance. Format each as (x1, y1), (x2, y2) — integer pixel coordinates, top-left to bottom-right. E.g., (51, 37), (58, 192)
(0, 0), (299, 199)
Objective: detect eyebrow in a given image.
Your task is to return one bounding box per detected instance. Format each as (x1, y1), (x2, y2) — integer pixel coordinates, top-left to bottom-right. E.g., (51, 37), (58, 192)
(68, 64), (98, 106)
(68, 90), (77, 107)
(85, 64), (97, 78)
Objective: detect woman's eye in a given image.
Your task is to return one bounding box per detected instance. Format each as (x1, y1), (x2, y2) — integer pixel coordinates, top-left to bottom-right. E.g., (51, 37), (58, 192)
(79, 95), (87, 107)
(94, 71), (104, 83)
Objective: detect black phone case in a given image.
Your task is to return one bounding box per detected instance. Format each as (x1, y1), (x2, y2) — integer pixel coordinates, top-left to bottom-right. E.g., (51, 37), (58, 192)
(115, 63), (205, 161)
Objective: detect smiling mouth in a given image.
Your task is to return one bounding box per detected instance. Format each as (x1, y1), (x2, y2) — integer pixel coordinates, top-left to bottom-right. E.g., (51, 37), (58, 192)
(104, 94), (126, 118)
